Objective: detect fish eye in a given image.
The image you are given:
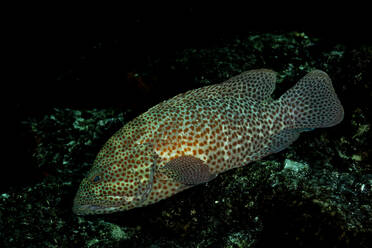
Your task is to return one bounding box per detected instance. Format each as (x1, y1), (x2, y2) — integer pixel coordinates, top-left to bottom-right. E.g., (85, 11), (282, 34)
(91, 173), (102, 183)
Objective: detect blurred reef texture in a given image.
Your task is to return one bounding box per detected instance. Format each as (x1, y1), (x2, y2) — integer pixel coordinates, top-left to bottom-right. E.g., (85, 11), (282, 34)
(2, 32), (371, 247)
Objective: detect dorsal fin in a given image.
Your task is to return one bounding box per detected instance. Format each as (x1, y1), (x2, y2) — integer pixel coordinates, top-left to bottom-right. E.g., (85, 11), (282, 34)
(224, 69), (277, 101)
(177, 69), (277, 103)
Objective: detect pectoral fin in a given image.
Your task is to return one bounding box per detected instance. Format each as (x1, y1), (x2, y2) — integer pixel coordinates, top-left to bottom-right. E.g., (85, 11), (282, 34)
(161, 156), (216, 186)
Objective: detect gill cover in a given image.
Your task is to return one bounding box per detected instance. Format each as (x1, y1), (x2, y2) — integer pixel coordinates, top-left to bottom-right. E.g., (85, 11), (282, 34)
(130, 142), (157, 205)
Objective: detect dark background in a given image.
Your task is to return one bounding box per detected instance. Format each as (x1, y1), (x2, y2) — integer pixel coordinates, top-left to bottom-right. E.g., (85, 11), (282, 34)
(9, 4), (371, 105)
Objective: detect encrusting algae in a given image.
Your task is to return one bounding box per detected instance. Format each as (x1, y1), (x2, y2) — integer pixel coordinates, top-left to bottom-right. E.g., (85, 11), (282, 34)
(73, 69), (344, 215)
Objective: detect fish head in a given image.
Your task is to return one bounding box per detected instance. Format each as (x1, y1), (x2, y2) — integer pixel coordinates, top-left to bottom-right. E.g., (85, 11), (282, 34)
(73, 141), (156, 215)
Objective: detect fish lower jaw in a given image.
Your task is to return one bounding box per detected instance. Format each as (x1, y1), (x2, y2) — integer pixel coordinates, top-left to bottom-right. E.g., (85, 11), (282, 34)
(72, 195), (140, 215)
(73, 204), (121, 215)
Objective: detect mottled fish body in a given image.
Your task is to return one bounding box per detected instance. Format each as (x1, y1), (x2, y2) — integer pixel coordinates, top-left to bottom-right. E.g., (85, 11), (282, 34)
(73, 69), (343, 215)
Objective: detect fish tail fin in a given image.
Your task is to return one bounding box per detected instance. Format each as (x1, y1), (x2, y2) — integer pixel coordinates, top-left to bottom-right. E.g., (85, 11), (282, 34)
(279, 70), (344, 130)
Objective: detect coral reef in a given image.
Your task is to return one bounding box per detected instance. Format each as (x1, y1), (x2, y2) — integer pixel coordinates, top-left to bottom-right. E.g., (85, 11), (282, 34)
(2, 32), (371, 247)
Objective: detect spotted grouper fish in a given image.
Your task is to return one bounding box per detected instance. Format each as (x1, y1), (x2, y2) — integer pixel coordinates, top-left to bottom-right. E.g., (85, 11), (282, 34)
(73, 69), (344, 215)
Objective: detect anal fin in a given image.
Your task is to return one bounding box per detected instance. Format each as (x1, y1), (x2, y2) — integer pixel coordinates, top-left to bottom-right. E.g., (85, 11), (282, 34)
(267, 129), (300, 154)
